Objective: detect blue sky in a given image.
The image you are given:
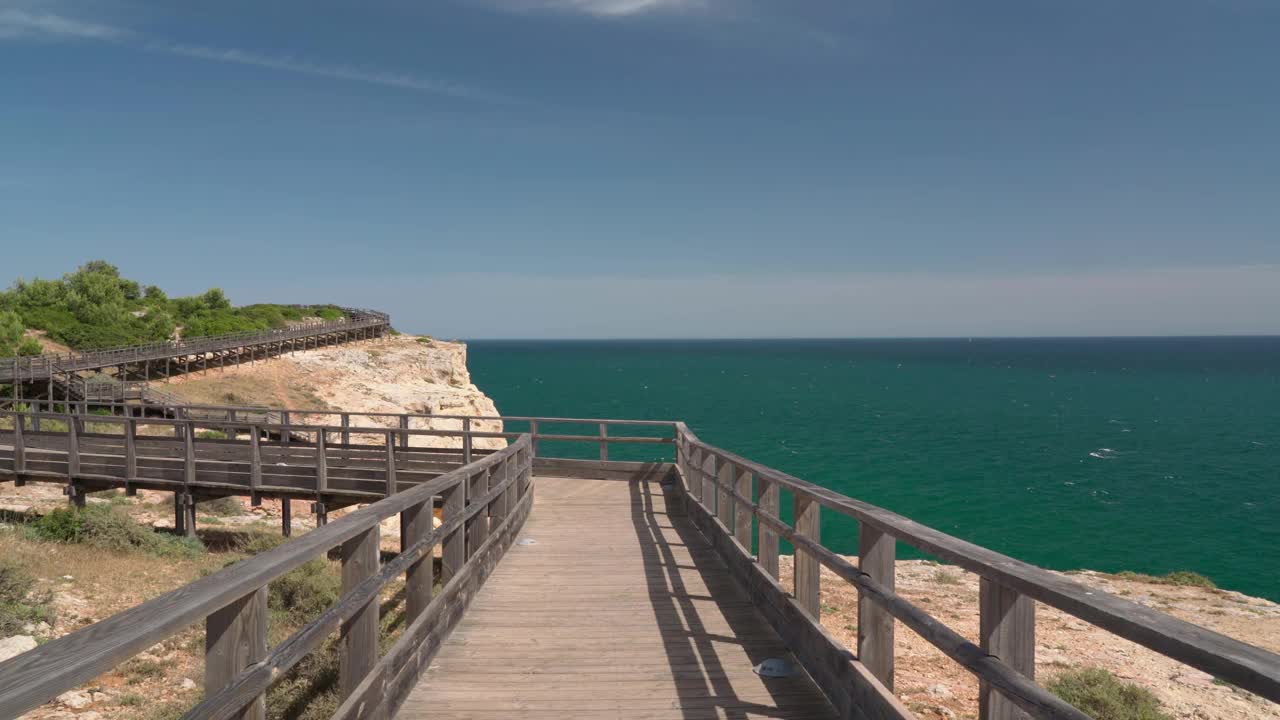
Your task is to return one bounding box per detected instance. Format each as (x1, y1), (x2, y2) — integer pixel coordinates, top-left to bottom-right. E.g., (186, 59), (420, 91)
(2, 0), (1278, 338)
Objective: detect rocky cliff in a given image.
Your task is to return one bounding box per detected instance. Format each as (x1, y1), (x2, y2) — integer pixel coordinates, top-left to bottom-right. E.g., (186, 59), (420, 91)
(164, 335), (504, 449)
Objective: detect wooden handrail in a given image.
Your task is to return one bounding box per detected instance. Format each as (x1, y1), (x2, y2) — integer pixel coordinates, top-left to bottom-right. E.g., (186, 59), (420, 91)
(674, 423), (1280, 718)
(0, 434), (533, 719)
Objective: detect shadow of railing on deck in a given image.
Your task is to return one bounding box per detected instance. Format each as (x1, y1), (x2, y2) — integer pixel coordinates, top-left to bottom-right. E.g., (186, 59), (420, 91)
(630, 475), (836, 719)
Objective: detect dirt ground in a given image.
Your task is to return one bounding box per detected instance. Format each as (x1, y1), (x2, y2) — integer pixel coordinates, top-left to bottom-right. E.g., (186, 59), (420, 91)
(777, 556), (1280, 720)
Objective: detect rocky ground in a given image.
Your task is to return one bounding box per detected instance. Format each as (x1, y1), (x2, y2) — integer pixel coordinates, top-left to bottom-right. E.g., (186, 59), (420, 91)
(778, 556), (1280, 720)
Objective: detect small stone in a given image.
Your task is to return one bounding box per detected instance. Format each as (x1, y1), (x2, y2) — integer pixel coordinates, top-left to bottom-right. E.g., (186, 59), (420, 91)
(61, 575), (74, 581)
(927, 684), (953, 699)
(57, 690), (93, 709)
(180, 677), (197, 690)
(0, 635), (38, 663)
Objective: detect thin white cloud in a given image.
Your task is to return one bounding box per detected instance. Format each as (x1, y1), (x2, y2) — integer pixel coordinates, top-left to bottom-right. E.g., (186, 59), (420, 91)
(482, 0), (708, 18)
(0, 9), (126, 40)
(151, 42), (521, 104)
(0, 9), (515, 104)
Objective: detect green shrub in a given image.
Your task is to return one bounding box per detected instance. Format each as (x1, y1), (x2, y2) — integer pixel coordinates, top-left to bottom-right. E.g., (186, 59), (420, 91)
(269, 559), (342, 626)
(1115, 570), (1216, 589)
(1047, 667), (1171, 720)
(0, 261), (352, 351)
(27, 505), (204, 558)
(196, 430), (228, 440)
(236, 531), (288, 556)
(0, 558), (55, 636)
(200, 496), (244, 516)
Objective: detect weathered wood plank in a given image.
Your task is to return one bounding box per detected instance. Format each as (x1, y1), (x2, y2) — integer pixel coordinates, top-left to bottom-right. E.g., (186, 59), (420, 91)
(980, 579), (1035, 720)
(859, 524), (896, 690)
(205, 588), (267, 720)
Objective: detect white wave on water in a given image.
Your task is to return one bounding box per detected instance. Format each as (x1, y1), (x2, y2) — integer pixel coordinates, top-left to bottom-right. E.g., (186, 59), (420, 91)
(1089, 448), (1119, 459)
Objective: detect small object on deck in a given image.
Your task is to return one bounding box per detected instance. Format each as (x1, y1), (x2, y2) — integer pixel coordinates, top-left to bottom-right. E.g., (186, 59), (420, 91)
(516, 538), (537, 546)
(753, 657), (800, 678)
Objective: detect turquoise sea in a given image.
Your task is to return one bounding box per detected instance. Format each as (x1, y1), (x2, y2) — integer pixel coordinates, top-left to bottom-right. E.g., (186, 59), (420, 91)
(466, 338), (1280, 601)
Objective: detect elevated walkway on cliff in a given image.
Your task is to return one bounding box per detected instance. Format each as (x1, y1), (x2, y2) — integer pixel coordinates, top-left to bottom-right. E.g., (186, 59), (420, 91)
(0, 305), (390, 387)
(0, 407), (1277, 720)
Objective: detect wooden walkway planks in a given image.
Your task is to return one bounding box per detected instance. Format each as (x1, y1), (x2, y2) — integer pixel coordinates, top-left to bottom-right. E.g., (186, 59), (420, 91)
(397, 475), (838, 720)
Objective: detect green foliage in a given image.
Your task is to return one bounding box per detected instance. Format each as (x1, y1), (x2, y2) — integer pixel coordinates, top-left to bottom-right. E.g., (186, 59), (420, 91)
(1115, 570), (1216, 589)
(0, 557), (55, 636)
(1047, 667), (1171, 720)
(27, 505), (205, 558)
(269, 559), (342, 626)
(199, 496), (243, 516)
(196, 429), (228, 440)
(0, 310), (25, 357)
(0, 261), (349, 351)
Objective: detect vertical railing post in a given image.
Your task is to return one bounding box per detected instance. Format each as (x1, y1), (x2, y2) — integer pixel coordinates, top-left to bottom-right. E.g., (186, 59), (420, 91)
(341, 413), (350, 446)
(67, 414), (80, 479)
(717, 460), (734, 529)
(125, 417), (137, 484)
(599, 422), (608, 462)
(467, 467), (491, 554)
(529, 420), (539, 457)
(793, 492), (821, 618)
(384, 430), (397, 497)
(858, 524), (896, 689)
(733, 467), (752, 550)
(441, 479), (466, 583)
(462, 418), (473, 465)
(281, 411), (291, 446)
(688, 446), (703, 502)
(12, 413), (25, 475)
(402, 497), (434, 623)
(756, 475), (780, 579)
(980, 579), (1035, 720)
(205, 587), (268, 720)
(340, 527), (380, 700)
(249, 425), (262, 497)
(701, 452), (717, 517)
(315, 430), (328, 494)
(399, 415), (409, 450)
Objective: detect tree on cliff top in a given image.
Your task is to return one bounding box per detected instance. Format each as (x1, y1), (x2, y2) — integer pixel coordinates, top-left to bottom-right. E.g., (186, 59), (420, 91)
(0, 261), (344, 351)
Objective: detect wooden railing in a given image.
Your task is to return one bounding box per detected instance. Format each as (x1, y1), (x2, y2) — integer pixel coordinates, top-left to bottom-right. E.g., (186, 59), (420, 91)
(674, 423), (1280, 720)
(2, 400), (678, 461)
(0, 306), (390, 383)
(0, 434), (535, 720)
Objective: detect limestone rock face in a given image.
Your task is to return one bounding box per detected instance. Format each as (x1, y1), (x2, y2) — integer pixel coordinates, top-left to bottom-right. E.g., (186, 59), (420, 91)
(166, 335), (505, 450)
(0, 635), (37, 663)
(289, 337), (505, 449)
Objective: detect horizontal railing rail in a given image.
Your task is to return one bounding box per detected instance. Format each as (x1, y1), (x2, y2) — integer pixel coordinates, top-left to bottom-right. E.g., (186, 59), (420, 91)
(674, 423), (1280, 720)
(0, 433), (534, 720)
(1, 401), (679, 461)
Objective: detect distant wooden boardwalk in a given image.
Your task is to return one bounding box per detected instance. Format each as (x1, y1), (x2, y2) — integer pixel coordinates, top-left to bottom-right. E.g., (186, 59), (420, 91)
(404, 475), (838, 719)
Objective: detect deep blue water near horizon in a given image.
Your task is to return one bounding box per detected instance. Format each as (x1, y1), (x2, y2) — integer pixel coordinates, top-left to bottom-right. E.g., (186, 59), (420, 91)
(464, 338), (1280, 601)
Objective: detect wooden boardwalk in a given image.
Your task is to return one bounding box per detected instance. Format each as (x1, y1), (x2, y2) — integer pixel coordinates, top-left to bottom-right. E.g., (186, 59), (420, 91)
(400, 475), (838, 720)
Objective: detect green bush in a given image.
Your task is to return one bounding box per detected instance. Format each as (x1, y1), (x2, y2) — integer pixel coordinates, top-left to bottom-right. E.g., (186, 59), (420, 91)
(200, 496), (244, 516)
(0, 261), (350, 351)
(1115, 570), (1216, 589)
(1047, 667), (1171, 720)
(233, 532), (340, 626)
(0, 558), (55, 636)
(27, 505), (205, 558)
(269, 559), (342, 625)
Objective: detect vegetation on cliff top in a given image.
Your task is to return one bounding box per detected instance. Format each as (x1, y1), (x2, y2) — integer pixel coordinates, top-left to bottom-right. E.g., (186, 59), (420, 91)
(0, 260), (345, 354)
